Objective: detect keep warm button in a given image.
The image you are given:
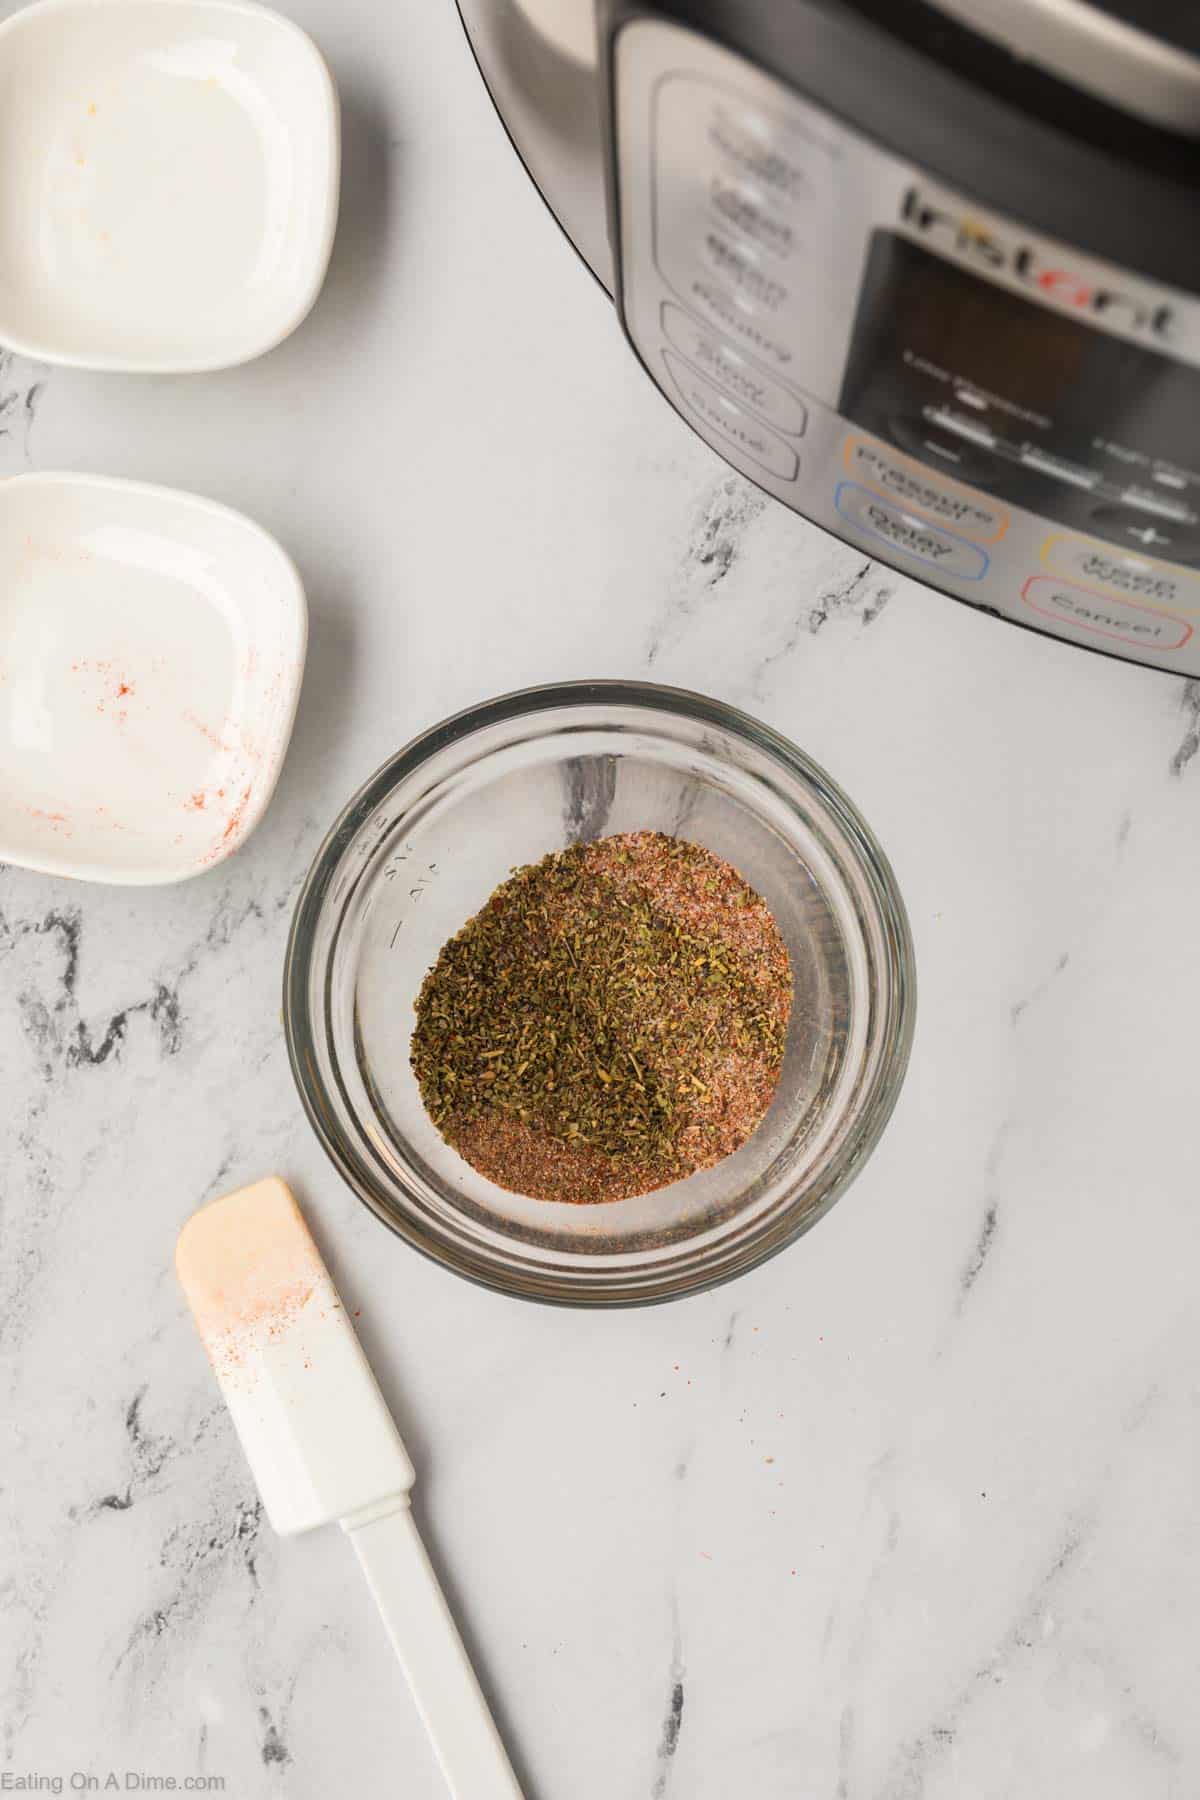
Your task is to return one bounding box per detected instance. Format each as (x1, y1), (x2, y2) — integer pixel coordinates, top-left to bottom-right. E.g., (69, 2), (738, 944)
(1021, 575), (1192, 650)
(834, 482), (988, 580)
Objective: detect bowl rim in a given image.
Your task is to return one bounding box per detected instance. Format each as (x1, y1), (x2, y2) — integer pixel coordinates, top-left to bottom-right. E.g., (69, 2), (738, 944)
(283, 679), (917, 1307)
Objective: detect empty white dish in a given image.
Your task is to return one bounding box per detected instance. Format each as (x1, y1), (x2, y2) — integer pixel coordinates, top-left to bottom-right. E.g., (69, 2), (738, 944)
(0, 0), (339, 371)
(0, 472), (306, 884)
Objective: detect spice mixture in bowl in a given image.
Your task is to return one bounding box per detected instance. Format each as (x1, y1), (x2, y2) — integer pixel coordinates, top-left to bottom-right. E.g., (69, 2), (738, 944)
(284, 682), (915, 1306)
(411, 832), (793, 1203)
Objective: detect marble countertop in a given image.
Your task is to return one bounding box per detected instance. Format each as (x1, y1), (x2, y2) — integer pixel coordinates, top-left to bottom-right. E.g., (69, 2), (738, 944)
(4, 3), (1200, 1797)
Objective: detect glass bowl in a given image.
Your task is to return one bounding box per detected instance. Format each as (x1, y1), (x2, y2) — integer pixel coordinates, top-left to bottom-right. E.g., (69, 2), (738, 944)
(283, 682), (915, 1306)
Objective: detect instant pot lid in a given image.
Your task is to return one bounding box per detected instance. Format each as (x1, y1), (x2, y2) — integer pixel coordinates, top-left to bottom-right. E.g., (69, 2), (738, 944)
(454, 0), (614, 291)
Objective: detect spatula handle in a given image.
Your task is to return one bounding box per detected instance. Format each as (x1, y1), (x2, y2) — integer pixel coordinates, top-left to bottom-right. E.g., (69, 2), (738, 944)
(344, 1501), (525, 1800)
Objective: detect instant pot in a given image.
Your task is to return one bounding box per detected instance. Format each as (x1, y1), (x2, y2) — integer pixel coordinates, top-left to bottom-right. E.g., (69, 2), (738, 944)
(456, 0), (1200, 673)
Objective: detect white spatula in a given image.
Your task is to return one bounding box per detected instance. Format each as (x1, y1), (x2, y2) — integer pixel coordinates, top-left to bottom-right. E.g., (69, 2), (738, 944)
(176, 1176), (524, 1800)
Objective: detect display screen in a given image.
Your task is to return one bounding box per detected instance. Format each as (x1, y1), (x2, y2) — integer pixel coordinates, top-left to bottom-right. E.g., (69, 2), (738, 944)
(839, 232), (1200, 565)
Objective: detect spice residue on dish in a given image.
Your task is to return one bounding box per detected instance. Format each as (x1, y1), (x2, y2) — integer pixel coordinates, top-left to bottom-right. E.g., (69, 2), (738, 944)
(410, 832), (793, 1203)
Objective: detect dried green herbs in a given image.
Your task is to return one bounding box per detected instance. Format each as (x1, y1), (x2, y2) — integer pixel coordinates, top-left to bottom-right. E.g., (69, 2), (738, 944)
(411, 832), (792, 1203)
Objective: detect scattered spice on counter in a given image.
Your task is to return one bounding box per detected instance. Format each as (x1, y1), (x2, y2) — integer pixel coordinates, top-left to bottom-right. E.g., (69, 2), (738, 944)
(410, 831), (792, 1203)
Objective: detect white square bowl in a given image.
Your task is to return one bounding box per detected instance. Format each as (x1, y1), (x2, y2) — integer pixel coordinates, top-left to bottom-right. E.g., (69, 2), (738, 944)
(0, 0), (339, 371)
(0, 471), (306, 883)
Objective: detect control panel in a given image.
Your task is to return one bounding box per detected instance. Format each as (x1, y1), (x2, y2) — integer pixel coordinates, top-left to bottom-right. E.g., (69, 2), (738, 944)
(612, 17), (1200, 673)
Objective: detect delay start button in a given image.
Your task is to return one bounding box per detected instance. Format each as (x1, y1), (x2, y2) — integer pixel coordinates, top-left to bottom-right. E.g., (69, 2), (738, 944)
(833, 482), (988, 580)
(661, 303), (807, 437)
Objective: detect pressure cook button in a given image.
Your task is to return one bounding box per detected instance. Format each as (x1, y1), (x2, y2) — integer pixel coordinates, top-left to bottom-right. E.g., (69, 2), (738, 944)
(834, 483), (988, 580)
(663, 351), (799, 482)
(844, 437), (1007, 541)
(1021, 575), (1192, 650)
(661, 304), (807, 437)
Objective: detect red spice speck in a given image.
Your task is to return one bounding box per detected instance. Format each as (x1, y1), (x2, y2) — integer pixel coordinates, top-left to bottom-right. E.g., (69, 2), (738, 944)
(197, 783), (257, 867)
(183, 710), (231, 752)
(221, 784), (253, 843)
(185, 792), (207, 812)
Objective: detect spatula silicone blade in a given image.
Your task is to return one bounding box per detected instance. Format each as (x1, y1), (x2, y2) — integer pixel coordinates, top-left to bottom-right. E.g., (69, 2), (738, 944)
(176, 1176), (523, 1800)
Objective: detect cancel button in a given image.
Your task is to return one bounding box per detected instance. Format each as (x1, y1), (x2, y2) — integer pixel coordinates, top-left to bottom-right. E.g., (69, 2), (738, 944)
(1021, 575), (1192, 650)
